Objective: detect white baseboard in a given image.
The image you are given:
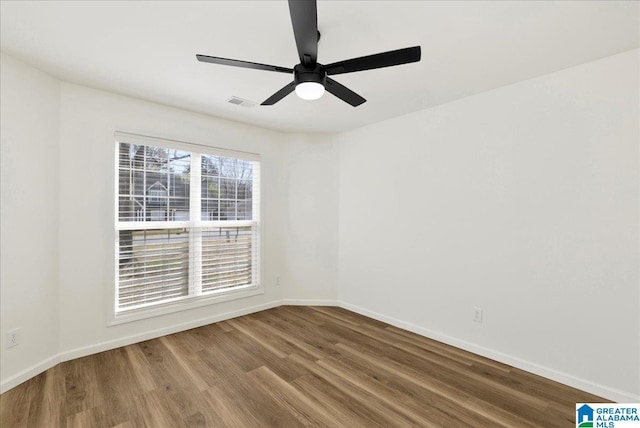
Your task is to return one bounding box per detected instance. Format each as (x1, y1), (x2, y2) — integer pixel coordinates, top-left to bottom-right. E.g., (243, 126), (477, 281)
(281, 299), (338, 306)
(338, 300), (640, 403)
(0, 354), (62, 394)
(3, 298), (638, 402)
(0, 300), (281, 394)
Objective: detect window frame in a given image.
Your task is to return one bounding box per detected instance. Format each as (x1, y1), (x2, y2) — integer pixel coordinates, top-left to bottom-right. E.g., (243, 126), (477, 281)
(111, 132), (262, 325)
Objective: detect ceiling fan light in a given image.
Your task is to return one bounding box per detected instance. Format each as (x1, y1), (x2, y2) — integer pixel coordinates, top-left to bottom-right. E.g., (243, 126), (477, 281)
(295, 82), (325, 100)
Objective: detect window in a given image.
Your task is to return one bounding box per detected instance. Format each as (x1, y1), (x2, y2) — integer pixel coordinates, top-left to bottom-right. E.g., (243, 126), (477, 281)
(115, 133), (260, 318)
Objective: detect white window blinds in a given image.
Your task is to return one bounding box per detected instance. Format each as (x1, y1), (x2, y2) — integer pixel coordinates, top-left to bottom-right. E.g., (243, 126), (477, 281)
(115, 134), (260, 314)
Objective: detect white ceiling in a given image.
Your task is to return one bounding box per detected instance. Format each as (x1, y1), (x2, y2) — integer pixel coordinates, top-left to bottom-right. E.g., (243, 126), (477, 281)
(1, 1), (638, 133)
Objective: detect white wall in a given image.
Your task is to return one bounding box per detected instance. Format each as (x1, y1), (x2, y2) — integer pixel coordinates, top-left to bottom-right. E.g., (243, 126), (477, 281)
(337, 49), (639, 400)
(0, 53), (60, 382)
(280, 134), (339, 303)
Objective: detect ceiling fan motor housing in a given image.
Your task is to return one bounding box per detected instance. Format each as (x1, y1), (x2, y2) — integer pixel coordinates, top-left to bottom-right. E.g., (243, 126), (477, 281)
(294, 63), (326, 87)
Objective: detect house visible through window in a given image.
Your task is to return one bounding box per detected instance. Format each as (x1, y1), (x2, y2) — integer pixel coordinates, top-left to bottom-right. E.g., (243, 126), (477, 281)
(115, 134), (260, 316)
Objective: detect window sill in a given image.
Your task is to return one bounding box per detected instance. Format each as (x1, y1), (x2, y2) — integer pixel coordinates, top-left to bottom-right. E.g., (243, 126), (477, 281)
(108, 284), (263, 326)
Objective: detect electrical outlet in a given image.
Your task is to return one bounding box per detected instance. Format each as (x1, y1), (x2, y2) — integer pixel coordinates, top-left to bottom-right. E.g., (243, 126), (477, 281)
(7, 328), (20, 348)
(473, 307), (483, 323)
(275, 275), (281, 287)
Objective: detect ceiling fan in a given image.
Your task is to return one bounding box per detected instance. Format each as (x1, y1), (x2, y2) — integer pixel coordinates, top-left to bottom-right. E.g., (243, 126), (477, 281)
(196, 0), (421, 107)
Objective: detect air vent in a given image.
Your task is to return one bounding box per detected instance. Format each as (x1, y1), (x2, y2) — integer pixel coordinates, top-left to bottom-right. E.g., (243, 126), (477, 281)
(227, 96), (257, 108)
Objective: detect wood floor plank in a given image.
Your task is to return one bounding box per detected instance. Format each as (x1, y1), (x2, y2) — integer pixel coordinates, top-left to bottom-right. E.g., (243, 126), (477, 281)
(127, 389), (186, 428)
(308, 306), (362, 327)
(287, 353), (424, 427)
(159, 336), (210, 392)
(251, 318), (329, 361)
(91, 349), (141, 427)
(0, 306), (608, 427)
(27, 364), (66, 428)
(202, 370), (307, 427)
(327, 342), (511, 428)
(66, 406), (110, 428)
(223, 324), (311, 383)
(247, 366), (334, 427)
(333, 337), (551, 421)
(384, 323), (513, 372)
(200, 384), (260, 427)
(323, 320), (553, 413)
(63, 355), (102, 416)
(1, 371), (38, 427)
(255, 310), (341, 359)
(123, 344), (157, 394)
(225, 318), (289, 359)
(290, 374), (389, 428)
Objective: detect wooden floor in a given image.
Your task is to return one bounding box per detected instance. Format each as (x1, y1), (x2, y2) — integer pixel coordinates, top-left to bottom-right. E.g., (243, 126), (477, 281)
(1, 306), (604, 427)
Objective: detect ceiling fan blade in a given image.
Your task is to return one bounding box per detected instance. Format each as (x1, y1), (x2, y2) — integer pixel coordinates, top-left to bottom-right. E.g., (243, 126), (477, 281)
(288, 0), (318, 65)
(324, 46), (421, 76)
(325, 78), (366, 107)
(261, 81), (297, 105)
(196, 54), (293, 74)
